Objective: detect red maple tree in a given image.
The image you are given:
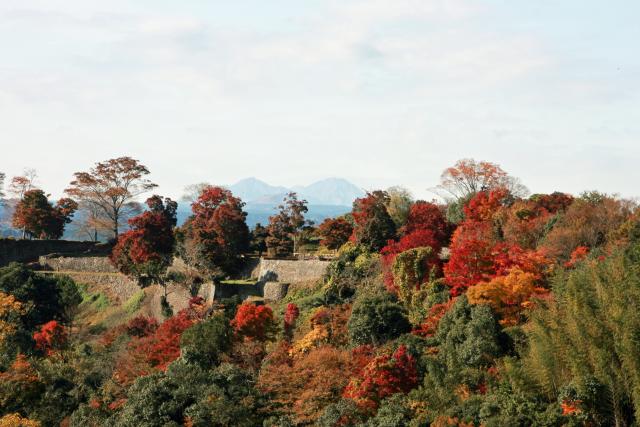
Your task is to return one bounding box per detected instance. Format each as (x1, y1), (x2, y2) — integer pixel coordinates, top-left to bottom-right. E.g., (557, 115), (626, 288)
(231, 303), (277, 341)
(33, 320), (67, 356)
(343, 345), (418, 411)
(318, 217), (354, 250)
(110, 195), (177, 284)
(180, 186), (249, 275)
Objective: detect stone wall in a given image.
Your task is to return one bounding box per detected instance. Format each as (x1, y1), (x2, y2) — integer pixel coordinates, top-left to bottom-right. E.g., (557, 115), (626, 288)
(0, 239), (106, 267)
(33, 255), (331, 308)
(256, 259), (330, 283)
(39, 255), (117, 273)
(43, 271), (140, 304)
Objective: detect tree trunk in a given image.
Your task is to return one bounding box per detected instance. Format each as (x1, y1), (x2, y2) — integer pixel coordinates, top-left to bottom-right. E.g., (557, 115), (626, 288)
(113, 211), (119, 241)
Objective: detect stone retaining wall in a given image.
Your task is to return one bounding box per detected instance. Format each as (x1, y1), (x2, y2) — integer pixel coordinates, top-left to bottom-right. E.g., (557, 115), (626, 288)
(39, 255), (117, 273)
(256, 259), (330, 283)
(0, 239), (106, 267)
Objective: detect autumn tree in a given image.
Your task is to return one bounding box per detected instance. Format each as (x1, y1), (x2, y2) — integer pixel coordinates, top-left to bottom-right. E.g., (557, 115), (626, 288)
(118, 306), (202, 379)
(437, 158), (528, 201)
(318, 217), (354, 250)
(111, 195), (177, 291)
(443, 189), (550, 295)
(71, 200), (117, 242)
(402, 201), (450, 246)
(0, 291), (24, 349)
(540, 192), (632, 261)
(266, 192), (310, 257)
(385, 186), (414, 228)
(177, 186), (249, 276)
(283, 303), (300, 340)
(65, 157), (157, 240)
(0, 413), (40, 427)
(352, 191), (397, 252)
(501, 193), (573, 250)
(33, 320), (67, 356)
(343, 345), (418, 411)
(9, 169), (38, 200)
(231, 303), (277, 341)
(259, 345), (354, 424)
(467, 268), (548, 326)
(12, 190), (78, 239)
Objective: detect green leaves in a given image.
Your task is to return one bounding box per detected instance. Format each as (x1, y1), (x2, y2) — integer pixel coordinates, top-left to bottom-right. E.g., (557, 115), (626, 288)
(347, 294), (410, 346)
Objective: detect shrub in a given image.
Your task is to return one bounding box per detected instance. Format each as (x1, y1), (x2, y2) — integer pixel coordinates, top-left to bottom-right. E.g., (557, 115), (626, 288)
(348, 294), (410, 346)
(181, 315), (231, 369)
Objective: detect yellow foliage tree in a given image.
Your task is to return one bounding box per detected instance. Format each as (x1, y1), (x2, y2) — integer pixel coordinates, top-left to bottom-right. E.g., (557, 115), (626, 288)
(467, 269), (548, 326)
(0, 413), (40, 427)
(0, 292), (25, 345)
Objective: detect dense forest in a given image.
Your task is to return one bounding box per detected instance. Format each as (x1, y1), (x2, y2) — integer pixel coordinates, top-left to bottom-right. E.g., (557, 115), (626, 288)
(0, 157), (639, 426)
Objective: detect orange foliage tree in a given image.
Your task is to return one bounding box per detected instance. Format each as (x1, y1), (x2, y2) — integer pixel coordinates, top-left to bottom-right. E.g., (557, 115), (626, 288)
(467, 269), (549, 326)
(65, 157), (157, 239)
(437, 159), (527, 200)
(0, 292), (24, 346)
(259, 345), (354, 424)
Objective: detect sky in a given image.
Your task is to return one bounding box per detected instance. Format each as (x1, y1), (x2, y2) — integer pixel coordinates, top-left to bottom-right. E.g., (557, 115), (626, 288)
(0, 0), (639, 202)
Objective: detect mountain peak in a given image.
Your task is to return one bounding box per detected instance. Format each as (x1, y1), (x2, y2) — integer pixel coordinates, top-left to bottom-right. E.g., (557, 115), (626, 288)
(228, 177), (364, 206)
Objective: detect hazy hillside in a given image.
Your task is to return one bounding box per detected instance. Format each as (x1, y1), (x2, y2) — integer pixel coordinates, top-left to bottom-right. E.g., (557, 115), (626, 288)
(227, 177), (364, 207)
(227, 178), (289, 203)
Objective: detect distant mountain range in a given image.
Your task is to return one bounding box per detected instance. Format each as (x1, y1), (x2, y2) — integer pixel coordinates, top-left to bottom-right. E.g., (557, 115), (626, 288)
(227, 177), (364, 206)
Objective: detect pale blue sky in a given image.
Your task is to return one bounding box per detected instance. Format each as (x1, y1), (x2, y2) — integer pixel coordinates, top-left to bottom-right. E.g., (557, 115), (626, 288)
(0, 0), (638, 201)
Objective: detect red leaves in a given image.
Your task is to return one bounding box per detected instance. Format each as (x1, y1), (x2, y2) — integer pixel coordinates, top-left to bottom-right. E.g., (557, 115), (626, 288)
(412, 299), (455, 338)
(33, 321), (67, 356)
(444, 221), (497, 296)
(284, 303), (300, 339)
(402, 201), (450, 245)
(110, 196), (176, 279)
(231, 303), (276, 341)
(114, 309), (197, 385)
(318, 218), (354, 250)
(11, 190), (77, 239)
(463, 188), (510, 222)
(125, 316), (159, 338)
(565, 246), (589, 268)
(139, 311), (194, 370)
(183, 186), (249, 274)
(561, 399), (583, 416)
(444, 190), (551, 296)
(343, 345), (418, 411)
